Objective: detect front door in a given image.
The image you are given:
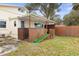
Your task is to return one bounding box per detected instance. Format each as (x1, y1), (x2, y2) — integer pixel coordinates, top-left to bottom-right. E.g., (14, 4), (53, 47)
(21, 21), (25, 28)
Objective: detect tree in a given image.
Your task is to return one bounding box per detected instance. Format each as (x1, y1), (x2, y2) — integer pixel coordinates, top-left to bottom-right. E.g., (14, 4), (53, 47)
(63, 10), (79, 26)
(53, 15), (62, 25)
(25, 3), (61, 20)
(73, 3), (79, 10)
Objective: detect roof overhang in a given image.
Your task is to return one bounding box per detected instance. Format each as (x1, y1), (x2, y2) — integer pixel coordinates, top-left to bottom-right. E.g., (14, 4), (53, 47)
(10, 14), (55, 24)
(18, 14), (55, 24)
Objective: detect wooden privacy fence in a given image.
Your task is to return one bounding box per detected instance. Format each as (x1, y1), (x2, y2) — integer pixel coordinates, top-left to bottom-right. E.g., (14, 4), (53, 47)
(55, 26), (79, 37)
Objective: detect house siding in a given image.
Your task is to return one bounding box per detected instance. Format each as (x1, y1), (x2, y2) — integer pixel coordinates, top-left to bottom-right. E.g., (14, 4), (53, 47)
(0, 6), (28, 39)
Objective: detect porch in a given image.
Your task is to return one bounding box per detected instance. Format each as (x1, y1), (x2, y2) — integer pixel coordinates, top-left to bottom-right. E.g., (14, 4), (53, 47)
(18, 15), (55, 42)
(18, 28), (46, 42)
(18, 28), (55, 42)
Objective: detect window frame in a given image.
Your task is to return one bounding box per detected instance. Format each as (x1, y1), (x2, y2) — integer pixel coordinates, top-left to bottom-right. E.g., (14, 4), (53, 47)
(0, 21), (6, 28)
(34, 22), (44, 28)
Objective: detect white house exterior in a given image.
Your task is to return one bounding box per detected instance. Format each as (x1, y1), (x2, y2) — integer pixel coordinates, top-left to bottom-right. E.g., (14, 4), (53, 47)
(0, 5), (29, 40)
(0, 5), (54, 40)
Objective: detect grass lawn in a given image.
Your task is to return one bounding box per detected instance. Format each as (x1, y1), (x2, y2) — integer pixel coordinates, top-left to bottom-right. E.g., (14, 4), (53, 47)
(7, 36), (79, 56)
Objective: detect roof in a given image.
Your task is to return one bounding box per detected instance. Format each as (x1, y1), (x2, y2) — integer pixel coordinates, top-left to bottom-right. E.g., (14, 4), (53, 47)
(18, 14), (55, 24)
(0, 4), (23, 8)
(3, 5), (55, 24)
(30, 15), (55, 23)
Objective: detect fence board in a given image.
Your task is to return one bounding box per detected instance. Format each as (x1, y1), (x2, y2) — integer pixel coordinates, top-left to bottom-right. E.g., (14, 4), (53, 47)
(55, 26), (79, 36)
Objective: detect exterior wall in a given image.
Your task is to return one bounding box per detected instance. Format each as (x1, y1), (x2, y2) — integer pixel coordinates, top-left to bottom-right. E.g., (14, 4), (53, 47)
(0, 18), (9, 35)
(55, 26), (79, 36)
(0, 6), (28, 39)
(0, 6), (28, 18)
(24, 21), (44, 28)
(18, 19), (30, 28)
(8, 19), (19, 39)
(0, 6), (55, 41)
(18, 18), (55, 42)
(25, 20), (34, 28)
(0, 18), (19, 39)
(18, 18), (44, 28)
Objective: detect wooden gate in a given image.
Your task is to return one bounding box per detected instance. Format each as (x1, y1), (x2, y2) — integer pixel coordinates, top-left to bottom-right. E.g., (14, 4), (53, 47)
(18, 28), (29, 40)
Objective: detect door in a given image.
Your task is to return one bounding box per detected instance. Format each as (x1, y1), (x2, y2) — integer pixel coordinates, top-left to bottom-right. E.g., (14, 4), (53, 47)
(21, 21), (25, 28)
(18, 21), (29, 40)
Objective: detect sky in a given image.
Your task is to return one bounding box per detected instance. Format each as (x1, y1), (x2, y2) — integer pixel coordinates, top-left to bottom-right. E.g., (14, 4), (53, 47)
(56, 3), (73, 19)
(0, 3), (73, 19)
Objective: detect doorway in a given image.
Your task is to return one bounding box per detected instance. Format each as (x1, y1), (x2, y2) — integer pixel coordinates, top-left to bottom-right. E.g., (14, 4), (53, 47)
(21, 21), (25, 28)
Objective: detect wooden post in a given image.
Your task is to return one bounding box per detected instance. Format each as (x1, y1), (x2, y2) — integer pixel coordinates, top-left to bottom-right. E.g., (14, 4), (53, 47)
(45, 21), (48, 29)
(29, 14), (30, 28)
(29, 11), (31, 28)
(45, 21), (48, 34)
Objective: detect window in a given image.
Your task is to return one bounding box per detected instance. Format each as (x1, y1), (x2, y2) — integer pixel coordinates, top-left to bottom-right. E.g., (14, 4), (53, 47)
(14, 21), (16, 27)
(34, 22), (43, 28)
(0, 21), (6, 28)
(18, 8), (26, 13)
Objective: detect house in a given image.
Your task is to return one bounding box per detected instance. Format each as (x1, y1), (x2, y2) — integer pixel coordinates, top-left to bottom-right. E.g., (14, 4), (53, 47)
(0, 5), (55, 42)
